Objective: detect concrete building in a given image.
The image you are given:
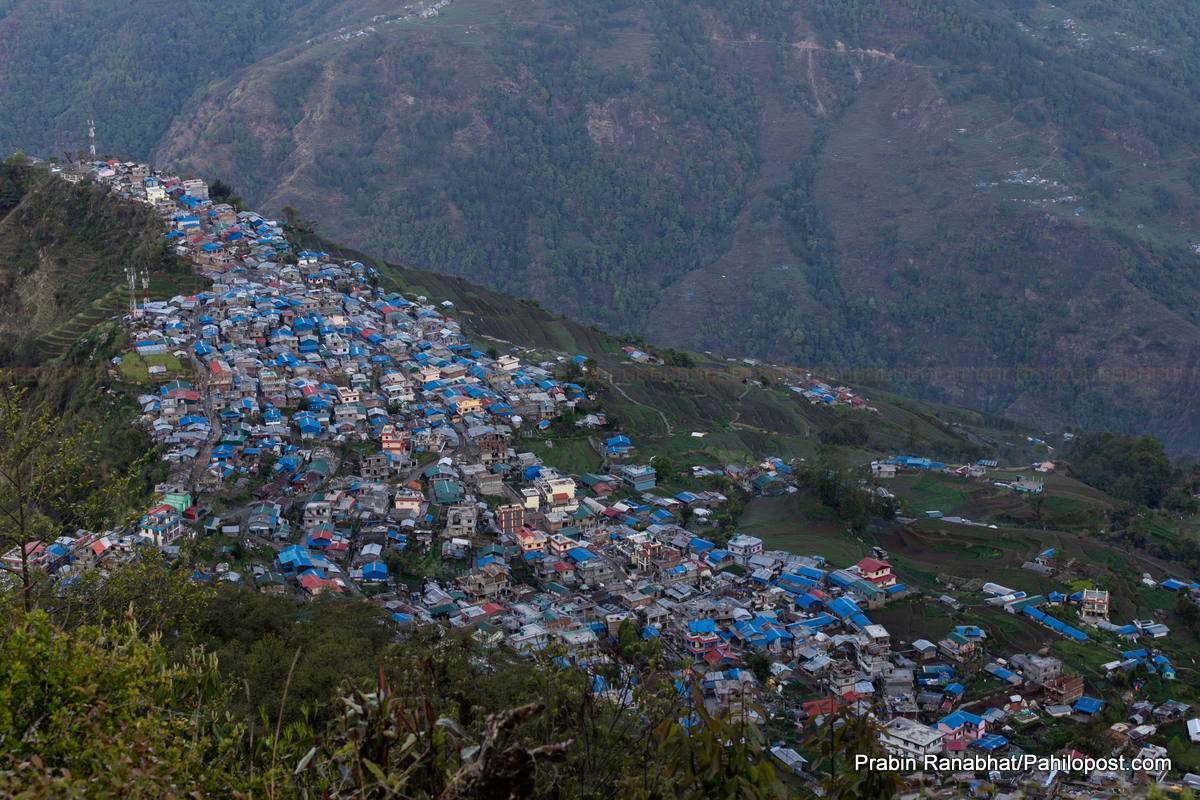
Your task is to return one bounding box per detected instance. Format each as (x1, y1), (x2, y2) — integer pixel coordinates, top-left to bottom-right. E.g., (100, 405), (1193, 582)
(362, 452), (390, 482)
(495, 503), (524, 536)
(1079, 589), (1110, 624)
(1012, 654), (1061, 685)
(727, 535), (764, 566)
(444, 504), (478, 540)
(882, 717), (946, 760)
(1042, 672), (1084, 706)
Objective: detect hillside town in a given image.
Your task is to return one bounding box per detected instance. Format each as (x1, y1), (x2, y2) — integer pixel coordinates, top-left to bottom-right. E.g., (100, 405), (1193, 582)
(13, 158), (1200, 797)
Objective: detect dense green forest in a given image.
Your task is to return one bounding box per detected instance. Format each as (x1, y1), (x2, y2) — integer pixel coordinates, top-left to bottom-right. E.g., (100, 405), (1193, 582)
(365, 1), (758, 329)
(1067, 431), (1174, 508)
(1058, 430), (1200, 573)
(0, 0), (352, 159)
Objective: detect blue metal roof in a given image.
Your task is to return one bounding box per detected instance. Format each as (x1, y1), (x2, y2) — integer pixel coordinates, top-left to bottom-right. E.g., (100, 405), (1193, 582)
(847, 612), (871, 630)
(827, 597), (859, 618)
(566, 547), (594, 563)
(937, 710), (983, 729)
(974, 734), (1009, 751)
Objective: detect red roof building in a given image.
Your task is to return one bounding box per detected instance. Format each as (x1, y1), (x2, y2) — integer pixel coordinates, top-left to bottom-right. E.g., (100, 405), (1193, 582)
(855, 557), (896, 588)
(803, 698), (839, 718)
(299, 573), (343, 596)
(702, 644), (738, 665)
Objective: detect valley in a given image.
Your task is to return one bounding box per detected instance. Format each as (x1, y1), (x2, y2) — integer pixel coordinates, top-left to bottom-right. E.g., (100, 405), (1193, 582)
(6, 0), (1200, 794)
(3, 149), (1200, 795)
(6, 0), (1200, 448)
(158, 0), (1200, 451)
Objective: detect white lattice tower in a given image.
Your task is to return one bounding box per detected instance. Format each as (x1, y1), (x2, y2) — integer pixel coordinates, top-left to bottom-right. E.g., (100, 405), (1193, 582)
(126, 268), (139, 317)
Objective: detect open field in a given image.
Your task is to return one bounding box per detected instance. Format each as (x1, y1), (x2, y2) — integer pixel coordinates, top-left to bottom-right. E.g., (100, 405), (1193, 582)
(533, 436), (603, 476)
(869, 600), (955, 646)
(900, 473), (971, 516)
(118, 352), (184, 383)
(739, 493), (870, 565)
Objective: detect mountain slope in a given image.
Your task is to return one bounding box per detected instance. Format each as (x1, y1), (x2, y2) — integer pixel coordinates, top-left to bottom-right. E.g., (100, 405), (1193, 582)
(296, 227), (1047, 469)
(0, 0), (400, 160)
(0, 164), (203, 363)
(156, 0), (1200, 451)
(159, 0), (763, 332)
(155, 0), (1200, 317)
(7, 0), (1200, 448)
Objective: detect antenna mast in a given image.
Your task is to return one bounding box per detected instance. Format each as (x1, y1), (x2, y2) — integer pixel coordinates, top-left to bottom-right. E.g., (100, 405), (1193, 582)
(126, 268), (141, 318)
(141, 265), (150, 312)
(88, 118), (96, 158)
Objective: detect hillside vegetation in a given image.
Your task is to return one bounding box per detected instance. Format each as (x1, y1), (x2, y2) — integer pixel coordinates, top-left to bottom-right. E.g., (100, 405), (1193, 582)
(6, 0), (1200, 448)
(0, 162), (203, 363)
(154, 0), (1200, 450)
(0, 0), (388, 160)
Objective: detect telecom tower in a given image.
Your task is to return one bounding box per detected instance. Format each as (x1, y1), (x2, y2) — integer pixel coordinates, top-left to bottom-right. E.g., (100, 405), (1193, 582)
(88, 118), (96, 158)
(141, 265), (150, 313)
(126, 268), (142, 318)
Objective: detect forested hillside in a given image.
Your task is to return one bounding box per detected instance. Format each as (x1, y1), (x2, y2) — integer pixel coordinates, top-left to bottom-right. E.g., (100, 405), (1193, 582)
(0, 160), (203, 363)
(152, 0), (1200, 450)
(0, 0), (392, 159)
(7, 0), (1200, 449)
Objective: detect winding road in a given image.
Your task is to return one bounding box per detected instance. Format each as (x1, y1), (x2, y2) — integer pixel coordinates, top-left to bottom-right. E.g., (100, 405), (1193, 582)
(601, 369), (674, 437)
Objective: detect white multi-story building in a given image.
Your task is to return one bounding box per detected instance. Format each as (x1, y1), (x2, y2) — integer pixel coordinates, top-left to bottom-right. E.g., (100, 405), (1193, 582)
(727, 535), (763, 566)
(881, 717), (946, 760)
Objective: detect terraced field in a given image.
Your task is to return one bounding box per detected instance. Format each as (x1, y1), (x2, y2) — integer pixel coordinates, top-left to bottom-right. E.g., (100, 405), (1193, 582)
(973, 607), (1052, 656)
(868, 467), (1200, 677)
(0, 174), (197, 365)
(33, 269), (209, 361)
(875, 520), (1086, 595)
(902, 473), (972, 517)
(1038, 473), (1118, 512)
(869, 601), (954, 647)
(35, 286), (124, 359)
